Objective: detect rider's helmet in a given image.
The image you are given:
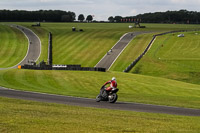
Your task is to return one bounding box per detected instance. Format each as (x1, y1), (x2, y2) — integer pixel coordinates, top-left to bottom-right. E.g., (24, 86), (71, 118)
(112, 77), (116, 81)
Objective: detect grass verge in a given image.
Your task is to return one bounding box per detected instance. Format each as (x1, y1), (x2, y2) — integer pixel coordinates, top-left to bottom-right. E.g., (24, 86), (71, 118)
(0, 24), (27, 68)
(0, 69), (200, 109)
(131, 31), (200, 85)
(0, 97), (200, 133)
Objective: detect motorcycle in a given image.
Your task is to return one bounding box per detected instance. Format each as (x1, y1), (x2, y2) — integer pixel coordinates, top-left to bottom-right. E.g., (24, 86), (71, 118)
(96, 86), (119, 103)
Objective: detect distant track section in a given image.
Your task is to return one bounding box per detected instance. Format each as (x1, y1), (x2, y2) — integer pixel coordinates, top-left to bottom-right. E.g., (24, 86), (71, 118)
(95, 32), (134, 70)
(95, 31), (153, 70)
(0, 87), (200, 116)
(10, 25), (41, 68)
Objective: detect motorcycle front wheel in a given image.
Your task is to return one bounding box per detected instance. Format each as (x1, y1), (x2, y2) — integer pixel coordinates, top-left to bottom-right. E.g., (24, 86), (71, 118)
(96, 94), (101, 102)
(108, 93), (118, 103)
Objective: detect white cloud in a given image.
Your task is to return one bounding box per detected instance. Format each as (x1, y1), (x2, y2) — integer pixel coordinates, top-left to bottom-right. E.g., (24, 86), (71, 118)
(170, 0), (200, 5)
(40, 0), (54, 2)
(170, 0), (186, 3)
(130, 9), (137, 15)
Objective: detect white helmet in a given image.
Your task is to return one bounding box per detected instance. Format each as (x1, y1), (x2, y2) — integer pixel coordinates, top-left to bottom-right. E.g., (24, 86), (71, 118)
(112, 77), (116, 81)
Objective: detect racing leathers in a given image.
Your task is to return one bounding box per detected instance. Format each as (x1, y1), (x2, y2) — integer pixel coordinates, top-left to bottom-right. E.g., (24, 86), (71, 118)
(103, 80), (117, 92)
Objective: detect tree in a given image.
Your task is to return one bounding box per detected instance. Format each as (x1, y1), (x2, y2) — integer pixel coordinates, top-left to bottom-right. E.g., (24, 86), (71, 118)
(114, 16), (123, 22)
(61, 15), (71, 22)
(78, 14), (85, 22)
(86, 15), (93, 22)
(68, 11), (76, 21)
(108, 16), (114, 22)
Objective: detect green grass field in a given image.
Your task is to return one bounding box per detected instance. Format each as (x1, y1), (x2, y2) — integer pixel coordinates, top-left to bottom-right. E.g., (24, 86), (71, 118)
(1, 97), (200, 133)
(0, 24), (28, 68)
(18, 23), (135, 66)
(17, 23), (200, 67)
(131, 31), (200, 85)
(1, 23), (200, 132)
(38, 23), (138, 67)
(1, 23), (200, 109)
(0, 69), (200, 109)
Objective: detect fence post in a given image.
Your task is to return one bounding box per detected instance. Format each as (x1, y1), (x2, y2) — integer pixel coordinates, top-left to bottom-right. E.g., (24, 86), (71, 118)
(48, 32), (53, 66)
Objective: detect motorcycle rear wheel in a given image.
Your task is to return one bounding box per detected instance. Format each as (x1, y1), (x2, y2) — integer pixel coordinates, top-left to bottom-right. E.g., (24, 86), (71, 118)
(108, 93), (118, 103)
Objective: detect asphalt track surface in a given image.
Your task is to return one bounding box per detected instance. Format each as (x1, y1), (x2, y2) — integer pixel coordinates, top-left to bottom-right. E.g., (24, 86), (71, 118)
(0, 27), (199, 116)
(0, 87), (200, 116)
(95, 31), (152, 70)
(13, 25), (41, 68)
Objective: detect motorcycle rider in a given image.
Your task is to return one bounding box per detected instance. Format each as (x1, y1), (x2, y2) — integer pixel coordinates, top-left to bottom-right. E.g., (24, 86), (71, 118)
(103, 77), (117, 94)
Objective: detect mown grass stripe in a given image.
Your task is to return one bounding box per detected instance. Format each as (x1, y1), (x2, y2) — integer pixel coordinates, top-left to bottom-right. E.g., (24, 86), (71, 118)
(0, 25), (27, 68)
(54, 32), (94, 64)
(0, 26), (12, 66)
(54, 33), (83, 55)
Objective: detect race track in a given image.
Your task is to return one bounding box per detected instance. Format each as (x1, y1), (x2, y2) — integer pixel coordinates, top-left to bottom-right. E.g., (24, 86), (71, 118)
(11, 25), (41, 68)
(0, 87), (200, 116)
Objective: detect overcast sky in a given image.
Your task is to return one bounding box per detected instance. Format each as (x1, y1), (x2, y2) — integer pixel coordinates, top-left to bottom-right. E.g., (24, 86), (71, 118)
(1, 0), (200, 21)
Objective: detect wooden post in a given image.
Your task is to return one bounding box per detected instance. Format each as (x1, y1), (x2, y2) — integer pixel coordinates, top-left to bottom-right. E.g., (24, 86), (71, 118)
(48, 32), (53, 65)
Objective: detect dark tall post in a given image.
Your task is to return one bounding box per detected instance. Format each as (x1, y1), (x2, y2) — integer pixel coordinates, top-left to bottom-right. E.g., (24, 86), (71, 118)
(48, 32), (53, 65)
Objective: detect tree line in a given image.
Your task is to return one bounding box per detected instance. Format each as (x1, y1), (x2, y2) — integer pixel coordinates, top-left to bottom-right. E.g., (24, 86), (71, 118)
(0, 10), (77, 22)
(1, 9), (199, 24)
(0, 10), (76, 22)
(0, 9), (95, 22)
(108, 10), (200, 24)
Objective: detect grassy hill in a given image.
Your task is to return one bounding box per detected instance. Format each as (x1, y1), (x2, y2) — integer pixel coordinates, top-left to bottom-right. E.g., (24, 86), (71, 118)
(131, 31), (200, 85)
(0, 24), (28, 68)
(1, 23), (200, 132)
(21, 23), (139, 66)
(0, 69), (200, 109)
(18, 23), (200, 67)
(1, 23), (200, 108)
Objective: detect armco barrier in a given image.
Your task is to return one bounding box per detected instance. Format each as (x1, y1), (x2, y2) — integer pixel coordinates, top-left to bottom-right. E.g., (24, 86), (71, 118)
(123, 30), (193, 73)
(21, 64), (52, 70)
(53, 65), (106, 72)
(21, 64), (106, 72)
